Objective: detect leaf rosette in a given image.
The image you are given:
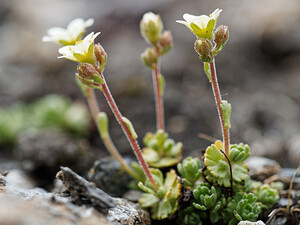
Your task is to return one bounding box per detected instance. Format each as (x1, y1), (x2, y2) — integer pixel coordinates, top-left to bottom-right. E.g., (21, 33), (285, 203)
(142, 129), (182, 168)
(223, 193), (261, 225)
(177, 157), (202, 189)
(204, 142), (250, 187)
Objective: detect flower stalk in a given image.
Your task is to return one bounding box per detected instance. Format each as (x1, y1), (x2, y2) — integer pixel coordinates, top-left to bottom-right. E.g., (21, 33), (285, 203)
(80, 81), (139, 180)
(209, 60), (230, 156)
(95, 67), (159, 191)
(152, 55), (165, 130)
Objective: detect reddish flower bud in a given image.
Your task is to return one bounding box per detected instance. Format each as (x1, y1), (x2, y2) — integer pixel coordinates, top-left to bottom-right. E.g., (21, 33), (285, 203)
(94, 43), (107, 72)
(214, 25), (229, 46)
(77, 63), (99, 80)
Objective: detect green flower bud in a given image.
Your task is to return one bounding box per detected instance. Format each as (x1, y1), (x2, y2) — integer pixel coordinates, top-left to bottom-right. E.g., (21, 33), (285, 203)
(94, 43), (107, 72)
(140, 12), (163, 44)
(159, 30), (173, 55)
(194, 38), (213, 62)
(214, 25), (229, 46)
(141, 48), (158, 69)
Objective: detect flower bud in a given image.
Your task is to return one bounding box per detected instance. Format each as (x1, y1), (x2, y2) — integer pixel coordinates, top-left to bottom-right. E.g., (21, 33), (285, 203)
(94, 43), (107, 72)
(141, 48), (158, 69)
(77, 63), (99, 80)
(159, 30), (173, 55)
(140, 12), (163, 44)
(194, 38), (213, 62)
(214, 25), (229, 46)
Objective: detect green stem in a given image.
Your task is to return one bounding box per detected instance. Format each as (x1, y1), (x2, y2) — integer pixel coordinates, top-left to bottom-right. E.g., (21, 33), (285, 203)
(95, 68), (159, 191)
(85, 87), (139, 180)
(209, 59), (230, 156)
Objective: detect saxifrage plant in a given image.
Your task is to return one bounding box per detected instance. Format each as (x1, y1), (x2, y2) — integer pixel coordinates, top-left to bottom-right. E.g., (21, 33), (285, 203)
(43, 9), (281, 224)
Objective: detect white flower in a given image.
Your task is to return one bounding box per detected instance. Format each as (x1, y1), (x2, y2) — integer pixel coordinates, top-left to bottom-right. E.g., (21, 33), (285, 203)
(42, 18), (94, 45)
(140, 12), (163, 44)
(58, 32), (100, 64)
(176, 9), (222, 40)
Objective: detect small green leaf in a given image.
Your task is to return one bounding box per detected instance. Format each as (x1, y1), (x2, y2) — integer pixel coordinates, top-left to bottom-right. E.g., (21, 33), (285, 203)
(92, 74), (104, 85)
(220, 100), (231, 129)
(122, 116), (138, 139)
(158, 74), (165, 97)
(97, 112), (109, 139)
(204, 62), (212, 82)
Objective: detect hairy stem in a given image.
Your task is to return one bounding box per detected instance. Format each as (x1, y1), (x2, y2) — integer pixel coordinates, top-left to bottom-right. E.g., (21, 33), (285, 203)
(209, 59), (230, 156)
(152, 59), (165, 130)
(96, 68), (159, 191)
(86, 87), (100, 122)
(85, 87), (138, 180)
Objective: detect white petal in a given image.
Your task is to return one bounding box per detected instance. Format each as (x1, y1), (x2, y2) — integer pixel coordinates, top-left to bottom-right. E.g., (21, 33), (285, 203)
(84, 18), (94, 27)
(47, 27), (67, 36)
(42, 36), (51, 42)
(58, 45), (77, 61)
(193, 15), (210, 29)
(67, 18), (84, 30)
(183, 13), (197, 23)
(210, 8), (222, 19)
(143, 12), (158, 23)
(176, 20), (190, 27)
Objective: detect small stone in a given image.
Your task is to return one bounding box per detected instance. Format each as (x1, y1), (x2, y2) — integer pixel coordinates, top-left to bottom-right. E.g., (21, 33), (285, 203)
(88, 157), (134, 197)
(238, 220), (265, 225)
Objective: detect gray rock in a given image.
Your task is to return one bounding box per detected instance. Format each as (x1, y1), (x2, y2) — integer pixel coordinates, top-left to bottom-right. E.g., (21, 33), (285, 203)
(246, 156), (281, 181)
(238, 221), (265, 225)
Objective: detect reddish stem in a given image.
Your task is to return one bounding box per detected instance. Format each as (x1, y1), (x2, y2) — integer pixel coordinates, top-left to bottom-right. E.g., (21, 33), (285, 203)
(209, 60), (230, 156)
(152, 61), (165, 130)
(96, 68), (158, 191)
(86, 87), (100, 122)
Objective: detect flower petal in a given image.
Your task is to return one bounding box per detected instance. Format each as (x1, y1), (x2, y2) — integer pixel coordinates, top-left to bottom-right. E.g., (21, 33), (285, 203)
(183, 13), (197, 23)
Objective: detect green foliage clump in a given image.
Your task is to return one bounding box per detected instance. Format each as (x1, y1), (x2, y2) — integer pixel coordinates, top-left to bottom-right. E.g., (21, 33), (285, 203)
(193, 183), (221, 211)
(0, 95), (90, 145)
(0, 104), (28, 145)
(256, 184), (279, 208)
(31, 95), (90, 136)
(193, 183), (225, 223)
(177, 206), (207, 225)
(177, 157), (202, 189)
(223, 193), (261, 225)
(142, 129), (182, 168)
(138, 169), (181, 220)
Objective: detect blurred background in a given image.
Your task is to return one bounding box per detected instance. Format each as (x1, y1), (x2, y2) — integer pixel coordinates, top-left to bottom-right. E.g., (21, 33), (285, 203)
(0, 0), (300, 186)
